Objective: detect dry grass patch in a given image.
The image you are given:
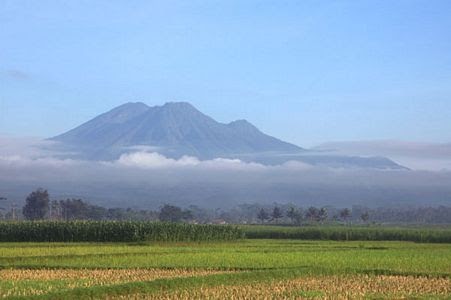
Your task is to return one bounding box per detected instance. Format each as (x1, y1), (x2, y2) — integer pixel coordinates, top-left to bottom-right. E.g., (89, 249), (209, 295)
(0, 268), (229, 298)
(125, 274), (451, 299)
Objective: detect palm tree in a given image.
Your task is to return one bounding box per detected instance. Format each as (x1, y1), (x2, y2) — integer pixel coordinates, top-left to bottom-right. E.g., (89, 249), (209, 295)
(286, 206), (303, 225)
(0, 197), (6, 212)
(305, 206), (319, 223)
(360, 211), (370, 224)
(318, 207), (328, 224)
(257, 208), (269, 224)
(340, 208), (351, 224)
(271, 206), (283, 224)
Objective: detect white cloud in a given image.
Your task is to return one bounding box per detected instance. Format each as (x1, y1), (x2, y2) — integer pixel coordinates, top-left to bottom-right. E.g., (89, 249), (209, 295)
(114, 151), (268, 171)
(116, 152), (200, 168)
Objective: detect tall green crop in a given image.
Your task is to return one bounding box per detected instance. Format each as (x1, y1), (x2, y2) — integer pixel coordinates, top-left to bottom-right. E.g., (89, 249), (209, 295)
(0, 221), (243, 242)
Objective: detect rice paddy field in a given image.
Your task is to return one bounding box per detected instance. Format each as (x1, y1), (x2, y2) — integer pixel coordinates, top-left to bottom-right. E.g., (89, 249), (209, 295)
(1, 237), (450, 299)
(0, 223), (450, 299)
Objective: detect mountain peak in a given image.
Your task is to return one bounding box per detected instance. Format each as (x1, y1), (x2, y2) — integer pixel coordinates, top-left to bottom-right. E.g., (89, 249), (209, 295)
(228, 119), (253, 126)
(49, 101), (405, 169)
(162, 101), (193, 107)
(157, 102), (202, 115)
(51, 101), (303, 159)
(117, 101), (149, 109)
(228, 119), (258, 132)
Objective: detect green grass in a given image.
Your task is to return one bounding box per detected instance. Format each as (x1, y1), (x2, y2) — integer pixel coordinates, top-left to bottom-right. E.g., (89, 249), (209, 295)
(1, 238), (450, 299)
(1, 240), (450, 274)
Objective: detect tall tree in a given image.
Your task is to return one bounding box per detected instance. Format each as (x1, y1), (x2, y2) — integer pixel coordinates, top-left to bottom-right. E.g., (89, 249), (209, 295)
(340, 208), (351, 223)
(22, 188), (49, 220)
(318, 207), (328, 223)
(305, 206), (319, 222)
(49, 200), (61, 220)
(271, 206), (283, 223)
(60, 199), (89, 220)
(159, 204), (191, 222)
(0, 197), (6, 219)
(257, 208), (269, 223)
(286, 206), (303, 225)
(360, 211), (370, 223)
(0, 196), (6, 211)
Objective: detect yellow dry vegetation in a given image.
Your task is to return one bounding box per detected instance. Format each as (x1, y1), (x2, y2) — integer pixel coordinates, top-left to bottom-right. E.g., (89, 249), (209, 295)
(0, 268), (224, 283)
(123, 274), (451, 299)
(0, 268), (229, 298)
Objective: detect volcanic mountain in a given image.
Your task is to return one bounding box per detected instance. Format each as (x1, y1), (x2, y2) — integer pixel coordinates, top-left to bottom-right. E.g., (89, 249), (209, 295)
(50, 102), (405, 169)
(51, 102), (302, 159)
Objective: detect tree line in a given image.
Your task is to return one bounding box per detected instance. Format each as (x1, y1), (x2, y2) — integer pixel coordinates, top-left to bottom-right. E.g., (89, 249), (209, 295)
(2, 189), (190, 223)
(1, 188), (450, 224)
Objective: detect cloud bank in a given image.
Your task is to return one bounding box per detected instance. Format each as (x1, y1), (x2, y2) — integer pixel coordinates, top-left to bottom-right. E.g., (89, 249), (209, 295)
(316, 140), (451, 171)
(1, 136), (451, 209)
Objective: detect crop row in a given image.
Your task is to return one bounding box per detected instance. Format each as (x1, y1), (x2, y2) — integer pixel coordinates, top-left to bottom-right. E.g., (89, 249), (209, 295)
(242, 225), (451, 243)
(0, 221), (244, 242)
(142, 274), (451, 299)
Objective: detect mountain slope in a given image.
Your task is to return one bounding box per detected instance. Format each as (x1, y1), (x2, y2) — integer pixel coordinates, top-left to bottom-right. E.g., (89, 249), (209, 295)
(50, 102), (405, 169)
(51, 102), (302, 159)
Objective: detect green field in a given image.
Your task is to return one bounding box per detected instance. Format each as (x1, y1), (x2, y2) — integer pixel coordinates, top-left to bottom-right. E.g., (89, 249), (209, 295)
(1, 239), (450, 299)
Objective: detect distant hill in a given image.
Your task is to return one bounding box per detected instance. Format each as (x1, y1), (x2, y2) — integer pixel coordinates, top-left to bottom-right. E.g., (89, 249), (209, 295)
(50, 102), (405, 169)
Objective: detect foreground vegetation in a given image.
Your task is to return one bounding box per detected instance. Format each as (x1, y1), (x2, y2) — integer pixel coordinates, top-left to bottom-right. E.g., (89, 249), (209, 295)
(2, 221), (450, 244)
(0, 221), (243, 242)
(242, 224), (451, 243)
(0, 239), (450, 299)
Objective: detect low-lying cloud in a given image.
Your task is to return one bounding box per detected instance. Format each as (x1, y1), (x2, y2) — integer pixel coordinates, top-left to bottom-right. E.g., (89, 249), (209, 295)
(115, 152), (266, 170)
(316, 140), (451, 171)
(1, 136), (451, 209)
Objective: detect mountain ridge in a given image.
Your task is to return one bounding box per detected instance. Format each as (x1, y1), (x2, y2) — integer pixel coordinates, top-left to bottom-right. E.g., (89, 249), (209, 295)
(50, 102), (303, 160)
(49, 102), (405, 169)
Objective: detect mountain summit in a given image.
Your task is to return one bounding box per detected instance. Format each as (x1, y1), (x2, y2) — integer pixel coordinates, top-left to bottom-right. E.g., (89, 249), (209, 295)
(50, 102), (404, 169)
(51, 102), (302, 160)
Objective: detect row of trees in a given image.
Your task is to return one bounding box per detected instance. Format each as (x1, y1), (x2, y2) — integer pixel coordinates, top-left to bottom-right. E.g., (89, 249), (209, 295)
(11, 189), (192, 222)
(256, 206), (367, 224)
(2, 189), (450, 224)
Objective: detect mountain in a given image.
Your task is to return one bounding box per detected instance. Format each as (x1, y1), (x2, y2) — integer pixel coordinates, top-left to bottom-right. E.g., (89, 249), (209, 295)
(50, 102), (302, 160)
(50, 102), (405, 169)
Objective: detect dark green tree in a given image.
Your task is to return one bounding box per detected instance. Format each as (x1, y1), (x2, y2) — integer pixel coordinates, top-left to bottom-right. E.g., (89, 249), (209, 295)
(60, 199), (104, 220)
(22, 188), (49, 220)
(360, 211), (370, 223)
(271, 206), (283, 223)
(340, 208), (351, 223)
(159, 204), (185, 222)
(0, 196), (6, 219)
(305, 206), (319, 222)
(257, 208), (269, 223)
(0, 196), (6, 211)
(318, 207), (328, 223)
(286, 206), (303, 225)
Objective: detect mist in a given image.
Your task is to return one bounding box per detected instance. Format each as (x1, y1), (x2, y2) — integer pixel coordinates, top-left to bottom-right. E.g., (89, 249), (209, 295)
(1, 136), (451, 209)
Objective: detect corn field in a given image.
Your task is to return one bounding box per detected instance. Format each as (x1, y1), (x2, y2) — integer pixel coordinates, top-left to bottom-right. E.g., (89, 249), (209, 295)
(242, 225), (451, 243)
(0, 221), (244, 242)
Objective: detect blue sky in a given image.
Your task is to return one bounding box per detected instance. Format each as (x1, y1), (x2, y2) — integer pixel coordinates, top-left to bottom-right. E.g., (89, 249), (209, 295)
(1, 0), (450, 147)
